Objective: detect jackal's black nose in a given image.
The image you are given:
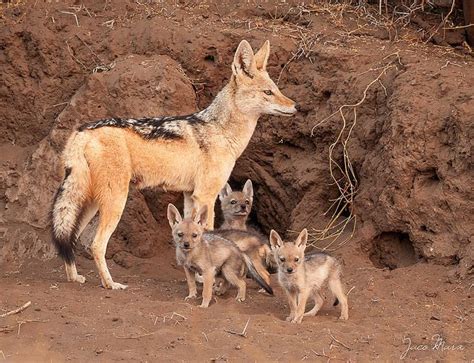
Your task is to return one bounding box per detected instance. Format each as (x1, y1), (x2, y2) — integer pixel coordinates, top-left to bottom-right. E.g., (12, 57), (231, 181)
(183, 242), (190, 248)
(240, 204), (247, 211)
(287, 267), (293, 273)
(295, 103), (301, 112)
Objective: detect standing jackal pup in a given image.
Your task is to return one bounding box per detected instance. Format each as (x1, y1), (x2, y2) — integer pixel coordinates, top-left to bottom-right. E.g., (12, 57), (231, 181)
(167, 204), (272, 308)
(270, 229), (349, 324)
(51, 39), (297, 289)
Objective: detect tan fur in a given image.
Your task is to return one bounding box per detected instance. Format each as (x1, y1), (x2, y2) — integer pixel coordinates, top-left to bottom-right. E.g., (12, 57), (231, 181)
(168, 204), (248, 308)
(269, 229), (349, 324)
(52, 40), (297, 289)
(210, 229), (271, 295)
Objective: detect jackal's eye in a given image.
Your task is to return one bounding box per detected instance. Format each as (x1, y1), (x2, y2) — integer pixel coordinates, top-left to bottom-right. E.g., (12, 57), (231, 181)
(177, 232), (184, 238)
(279, 257), (285, 262)
(245, 200), (250, 205)
(230, 200), (237, 205)
(263, 90), (273, 96)
(295, 257), (299, 262)
(192, 233), (198, 238)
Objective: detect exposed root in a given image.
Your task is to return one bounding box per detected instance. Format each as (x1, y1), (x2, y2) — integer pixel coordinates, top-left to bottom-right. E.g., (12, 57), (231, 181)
(309, 53), (403, 251)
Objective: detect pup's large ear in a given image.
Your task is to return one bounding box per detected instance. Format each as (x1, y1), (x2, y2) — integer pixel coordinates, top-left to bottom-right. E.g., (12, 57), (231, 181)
(269, 229), (283, 250)
(295, 228), (308, 250)
(167, 204), (182, 228)
(194, 205), (208, 226)
(232, 40), (257, 78)
(218, 183), (233, 201)
(242, 179), (253, 200)
(254, 40), (270, 71)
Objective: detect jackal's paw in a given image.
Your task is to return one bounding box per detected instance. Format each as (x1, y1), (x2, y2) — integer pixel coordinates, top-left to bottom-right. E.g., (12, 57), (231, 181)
(236, 296), (246, 302)
(69, 274), (86, 283)
(339, 313), (349, 321)
(199, 302), (210, 308)
(109, 282), (128, 290)
(184, 293), (197, 301)
(290, 317), (303, 324)
(285, 315), (294, 322)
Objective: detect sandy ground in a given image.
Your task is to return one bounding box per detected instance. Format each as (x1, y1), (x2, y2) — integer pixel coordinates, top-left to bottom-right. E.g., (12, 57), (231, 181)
(1, 243), (472, 362)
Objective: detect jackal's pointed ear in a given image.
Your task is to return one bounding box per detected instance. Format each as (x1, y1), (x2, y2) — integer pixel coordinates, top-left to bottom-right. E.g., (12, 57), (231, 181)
(232, 40), (257, 79)
(194, 205), (208, 226)
(269, 229), (283, 249)
(254, 40), (270, 71)
(219, 183), (233, 201)
(242, 179), (253, 200)
(167, 204), (182, 228)
(295, 228), (308, 250)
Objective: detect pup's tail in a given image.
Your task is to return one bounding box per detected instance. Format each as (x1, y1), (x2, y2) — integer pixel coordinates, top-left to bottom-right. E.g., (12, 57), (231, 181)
(51, 132), (90, 264)
(242, 254), (273, 295)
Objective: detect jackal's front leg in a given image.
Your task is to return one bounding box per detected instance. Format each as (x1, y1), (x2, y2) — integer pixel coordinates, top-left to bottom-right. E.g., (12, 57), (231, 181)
(292, 289), (310, 324)
(200, 270), (216, 308)
(183, 266), (197, 300)
(284, 290), (298, 322)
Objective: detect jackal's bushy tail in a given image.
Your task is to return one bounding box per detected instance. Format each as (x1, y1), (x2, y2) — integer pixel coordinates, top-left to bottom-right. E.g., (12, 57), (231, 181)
(52, 132), (90, 264)
(242, 254), (273, 295)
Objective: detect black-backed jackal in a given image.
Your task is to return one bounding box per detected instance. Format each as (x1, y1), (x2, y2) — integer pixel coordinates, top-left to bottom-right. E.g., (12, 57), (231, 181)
(51, 40), (297, 289)
(270, 229), (349, 324)
(167, 204), (272, 307)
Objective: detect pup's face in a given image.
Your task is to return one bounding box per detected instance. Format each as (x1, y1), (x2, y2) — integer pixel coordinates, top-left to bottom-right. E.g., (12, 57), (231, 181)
(167, 204), (208, 252)
(269, 229), (308, 275)
(219, 180), (253, 219)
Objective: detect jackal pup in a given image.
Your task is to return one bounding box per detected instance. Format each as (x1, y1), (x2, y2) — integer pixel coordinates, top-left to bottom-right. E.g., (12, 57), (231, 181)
(270, 229), (349, 323)
(167, 204), (272, 308)
(219, 179), (254, 230)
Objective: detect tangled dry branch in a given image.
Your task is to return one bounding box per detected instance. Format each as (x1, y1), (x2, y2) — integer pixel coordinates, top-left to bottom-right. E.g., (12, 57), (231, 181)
(308, 53), (403, 251)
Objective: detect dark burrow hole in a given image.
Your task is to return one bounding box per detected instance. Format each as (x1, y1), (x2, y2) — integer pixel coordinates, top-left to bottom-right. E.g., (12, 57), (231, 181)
(204, 54), (215, 62)
(369, 232), (419, 270)
(322, 90), (332, 99)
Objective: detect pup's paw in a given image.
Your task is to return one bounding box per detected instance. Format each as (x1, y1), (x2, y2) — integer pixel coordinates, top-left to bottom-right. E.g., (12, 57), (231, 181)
(184, 293), (197, 301)
(75, 275), (86, 284)
(108, 282), (128, 290)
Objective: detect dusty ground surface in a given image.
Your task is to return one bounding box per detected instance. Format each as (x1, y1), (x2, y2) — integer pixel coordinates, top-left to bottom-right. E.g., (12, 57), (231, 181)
(1, 249), (473, 362)
(0, 0), (473, 362)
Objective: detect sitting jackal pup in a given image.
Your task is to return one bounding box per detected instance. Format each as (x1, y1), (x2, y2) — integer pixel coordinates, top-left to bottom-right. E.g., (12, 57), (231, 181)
(210, 180), (274, 294)
(167, 204), (271, 308)
(270, 229), (349, 324)
(219, 179), (254, 230)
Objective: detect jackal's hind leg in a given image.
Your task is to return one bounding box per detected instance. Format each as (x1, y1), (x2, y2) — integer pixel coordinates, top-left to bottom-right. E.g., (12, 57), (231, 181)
(64, 203), (99, 284)
(328, 276), (349, 320)
(221, 265), (246, 302)
(91, 196), (128, 290)
(304, 291), (324, 317)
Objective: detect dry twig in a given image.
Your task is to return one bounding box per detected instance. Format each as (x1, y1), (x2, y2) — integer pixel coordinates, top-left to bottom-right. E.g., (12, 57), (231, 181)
(224, 318), (250, 338)
(0, 301), (31, 318)
(329, 329), (351, 351)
